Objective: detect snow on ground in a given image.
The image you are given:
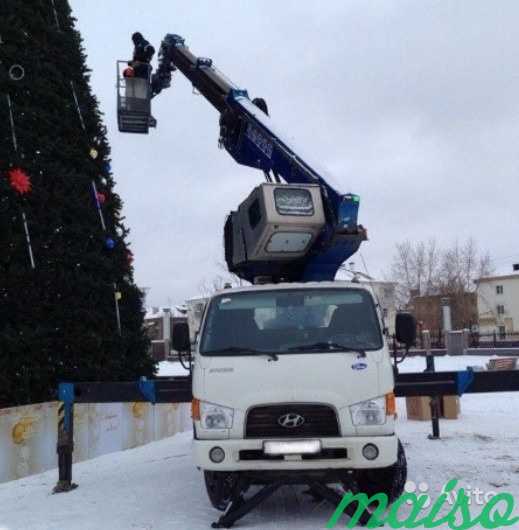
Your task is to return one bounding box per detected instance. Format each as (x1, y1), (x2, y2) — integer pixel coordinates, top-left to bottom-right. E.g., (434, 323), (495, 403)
(157, 360), (190, 377)
(1, 357), (518, 530)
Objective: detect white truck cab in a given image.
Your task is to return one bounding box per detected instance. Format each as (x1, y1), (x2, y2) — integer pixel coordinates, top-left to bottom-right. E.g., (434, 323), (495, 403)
(181, 281), (408, 511)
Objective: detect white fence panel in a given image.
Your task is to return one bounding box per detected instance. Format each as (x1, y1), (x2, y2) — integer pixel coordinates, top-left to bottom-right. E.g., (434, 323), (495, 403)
(0, 401), (191, 484)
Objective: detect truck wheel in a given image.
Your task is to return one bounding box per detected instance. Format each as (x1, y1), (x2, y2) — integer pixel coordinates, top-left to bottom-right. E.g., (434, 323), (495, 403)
(204, 471), (238, 511)
(351, 439), (407, 503)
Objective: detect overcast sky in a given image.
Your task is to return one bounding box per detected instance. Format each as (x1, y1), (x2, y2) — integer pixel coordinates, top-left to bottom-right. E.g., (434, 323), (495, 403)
(70, 0), (519, 307)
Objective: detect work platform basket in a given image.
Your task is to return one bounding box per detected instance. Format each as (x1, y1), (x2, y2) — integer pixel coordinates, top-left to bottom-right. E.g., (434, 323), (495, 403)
(116, 60), (155, 134)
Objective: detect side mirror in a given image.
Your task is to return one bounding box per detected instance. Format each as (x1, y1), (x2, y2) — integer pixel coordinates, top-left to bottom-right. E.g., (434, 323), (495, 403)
(172, 321), (190, 352)
(395, 312), (417, 348)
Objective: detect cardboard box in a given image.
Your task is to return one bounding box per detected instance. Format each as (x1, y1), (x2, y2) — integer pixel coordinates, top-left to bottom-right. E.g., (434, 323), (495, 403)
(405, 396), (431, 421)
(405, 395), (460, 421)
(441, 395), (460, 419)
(486, 357), (517, 371)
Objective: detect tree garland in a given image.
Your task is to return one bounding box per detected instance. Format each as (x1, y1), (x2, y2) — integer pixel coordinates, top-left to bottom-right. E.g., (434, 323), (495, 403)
(3, 90), (36, 269)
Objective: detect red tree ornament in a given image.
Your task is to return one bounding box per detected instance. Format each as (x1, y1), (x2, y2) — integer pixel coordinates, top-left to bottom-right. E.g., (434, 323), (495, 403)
(126, 250), (134, 264)
(7, 168), (32, 195)
(96, 192), (106, 204)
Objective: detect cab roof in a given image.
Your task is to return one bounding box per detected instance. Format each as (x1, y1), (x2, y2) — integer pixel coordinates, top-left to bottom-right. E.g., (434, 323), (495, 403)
(209, 280), (372, 298)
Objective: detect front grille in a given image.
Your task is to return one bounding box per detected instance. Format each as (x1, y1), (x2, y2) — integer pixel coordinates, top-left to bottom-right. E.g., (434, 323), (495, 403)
(245, 404), (340, 438)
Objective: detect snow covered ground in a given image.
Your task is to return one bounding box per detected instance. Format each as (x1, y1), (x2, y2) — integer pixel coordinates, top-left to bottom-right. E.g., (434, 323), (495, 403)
(0, 356), (518, 530)
(157, 360), (190, 377)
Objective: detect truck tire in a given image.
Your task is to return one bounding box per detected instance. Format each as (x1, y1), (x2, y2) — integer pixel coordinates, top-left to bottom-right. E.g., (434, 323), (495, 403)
(204, 471), (238, 511)
(351, 439), (407, 503)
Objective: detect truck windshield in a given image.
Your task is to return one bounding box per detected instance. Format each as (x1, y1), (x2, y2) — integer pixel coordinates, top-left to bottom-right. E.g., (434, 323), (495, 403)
(200, 288), (383, 355)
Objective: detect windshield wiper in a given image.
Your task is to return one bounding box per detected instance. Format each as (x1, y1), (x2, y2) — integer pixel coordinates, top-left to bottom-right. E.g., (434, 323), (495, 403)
(203, 346), (278, 361)
(287, 342), (366, 355)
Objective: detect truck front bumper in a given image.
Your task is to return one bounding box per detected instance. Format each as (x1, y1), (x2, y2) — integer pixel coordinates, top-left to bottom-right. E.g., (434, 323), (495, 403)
(193, 434), (398, 472)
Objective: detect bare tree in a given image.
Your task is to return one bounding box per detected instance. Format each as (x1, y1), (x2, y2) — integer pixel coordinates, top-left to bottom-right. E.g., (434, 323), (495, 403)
(425, 238), (441, 294)
(198, 261), (248, 296)
(477, 250), (494, 281)
(389, 238), (442, 307)
(438, 238), (494, 295)
(389, 237), (493, 307)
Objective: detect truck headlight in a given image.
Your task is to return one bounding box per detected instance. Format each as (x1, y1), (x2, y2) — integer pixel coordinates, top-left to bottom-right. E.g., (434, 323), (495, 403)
(350, 396), (386, 426)
(200, 401), (234, 430)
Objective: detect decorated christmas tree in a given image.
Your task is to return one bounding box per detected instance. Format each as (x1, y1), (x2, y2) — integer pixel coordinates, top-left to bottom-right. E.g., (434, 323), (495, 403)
(0, 0), (155, 407)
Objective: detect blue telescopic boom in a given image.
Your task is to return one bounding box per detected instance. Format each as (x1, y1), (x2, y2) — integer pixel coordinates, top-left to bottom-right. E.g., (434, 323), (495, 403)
(147, 34), (367, 281)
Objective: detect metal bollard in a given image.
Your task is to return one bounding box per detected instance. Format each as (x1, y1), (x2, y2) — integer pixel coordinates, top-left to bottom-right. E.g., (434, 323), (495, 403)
(53, 384), (78, 493)
(423, 331), (441, 440)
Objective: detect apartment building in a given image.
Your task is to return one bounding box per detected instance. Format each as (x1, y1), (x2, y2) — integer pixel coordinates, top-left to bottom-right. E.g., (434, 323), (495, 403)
(475, 269), (519, 336)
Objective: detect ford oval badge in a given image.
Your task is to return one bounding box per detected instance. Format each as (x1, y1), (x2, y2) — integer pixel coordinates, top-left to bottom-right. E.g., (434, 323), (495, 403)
(351, 362), (368, 371)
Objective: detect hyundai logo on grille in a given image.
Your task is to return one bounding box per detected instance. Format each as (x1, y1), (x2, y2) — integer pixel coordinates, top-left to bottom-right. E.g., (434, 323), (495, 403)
(278, 413), (305, 429)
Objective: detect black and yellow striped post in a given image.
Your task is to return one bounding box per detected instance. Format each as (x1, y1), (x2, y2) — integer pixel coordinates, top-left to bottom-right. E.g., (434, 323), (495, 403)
(53, 383), (78, 493)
